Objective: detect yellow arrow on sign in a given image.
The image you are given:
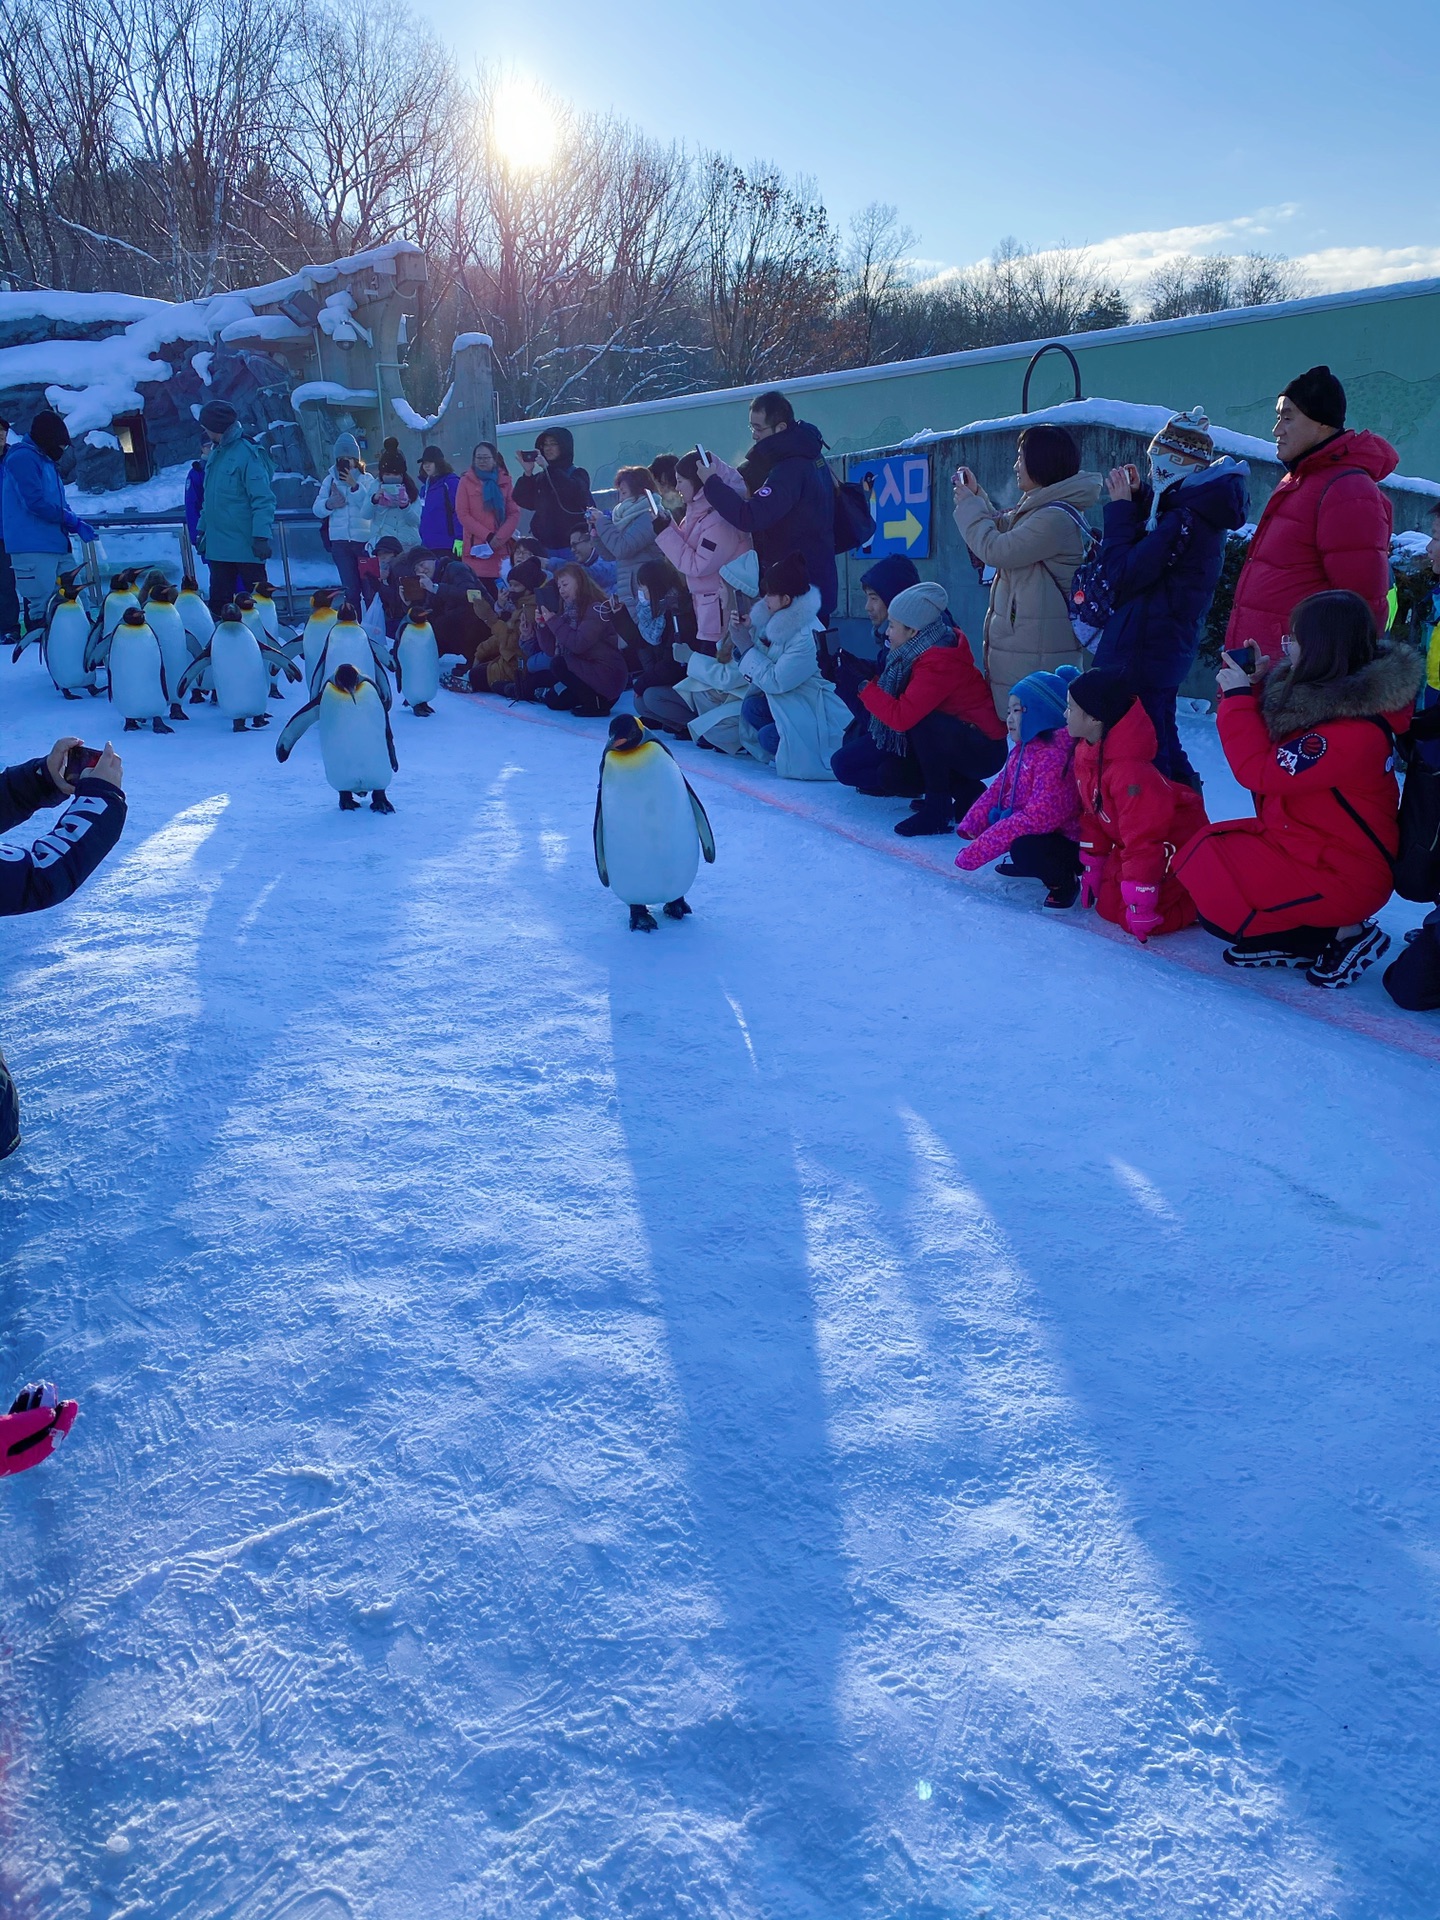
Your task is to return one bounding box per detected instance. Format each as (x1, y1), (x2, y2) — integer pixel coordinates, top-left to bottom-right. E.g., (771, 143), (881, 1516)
(883, 510), (923, 548)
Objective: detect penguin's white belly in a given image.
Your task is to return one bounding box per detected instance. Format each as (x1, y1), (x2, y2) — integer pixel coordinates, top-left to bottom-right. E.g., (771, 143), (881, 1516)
(150, 612), (189, 704)
(46, 610), (92, 689)
(397, 629), (439, 706)
(326, 628), (378, 682)
(601, 751), (700, 905)
(320, 705), (391, 793)
(302, 619), (334, 677)
(109, 633), (165, 718)
(103, 597), (138, 637)
(212, 630), (269, 717)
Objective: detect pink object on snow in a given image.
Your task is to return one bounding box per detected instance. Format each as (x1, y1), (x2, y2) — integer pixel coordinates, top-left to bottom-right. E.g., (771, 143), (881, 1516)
(0, 1384), (78, 1477)
(954, 731), (1080, 871)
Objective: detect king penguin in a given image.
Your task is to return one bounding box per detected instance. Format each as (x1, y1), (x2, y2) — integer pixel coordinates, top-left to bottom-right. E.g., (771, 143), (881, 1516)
(144, 583), (192, 720)
(301, 589), (340, 681)
(108, 607), (172, 732)
(178, 602), (300, 729)
(394, 607), (439, 716)
(593, 714), (715, 931)
(311, 602), (392, 706)
(177, 576), (215, 702)
(14, 576), (95, 698)
(100, 570), (141, 638)
(277, 661), (398, 812)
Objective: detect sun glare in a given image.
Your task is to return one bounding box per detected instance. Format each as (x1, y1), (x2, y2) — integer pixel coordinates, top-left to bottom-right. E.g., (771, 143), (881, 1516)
(490, 78), (559, 171)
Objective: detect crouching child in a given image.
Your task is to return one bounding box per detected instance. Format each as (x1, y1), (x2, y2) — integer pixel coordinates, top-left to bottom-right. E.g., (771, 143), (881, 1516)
(955, 664), (1083, 905)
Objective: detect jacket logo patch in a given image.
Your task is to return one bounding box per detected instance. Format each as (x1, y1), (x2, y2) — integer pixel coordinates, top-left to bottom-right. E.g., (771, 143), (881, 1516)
(1276, 731), (1328, 775)
(754, 485), (772, 498)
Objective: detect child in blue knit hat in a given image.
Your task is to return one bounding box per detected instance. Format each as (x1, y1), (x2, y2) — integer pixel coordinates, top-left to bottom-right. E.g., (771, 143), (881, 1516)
(954, 664), (1084, 905)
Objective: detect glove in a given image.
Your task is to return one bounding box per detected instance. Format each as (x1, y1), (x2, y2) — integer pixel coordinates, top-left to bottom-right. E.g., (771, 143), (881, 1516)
(1120, 880), (1163, 942)
(70, 517), (98, 543)
(0, 1381), (77, 1477)
(652, 513), (671, 534)
(252, 537), (272, 560)
(1078, 845), (1105, 909)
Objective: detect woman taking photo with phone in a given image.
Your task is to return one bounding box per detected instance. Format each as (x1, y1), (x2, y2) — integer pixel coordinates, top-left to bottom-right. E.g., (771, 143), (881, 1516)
(313, 432), (378, 614)
(417, 445), (462, 558)
(456, 442), (519, 592)
(1174, 589), (1421, 988)
(531, 564), (626, 716)
(513, 427), (594, 562)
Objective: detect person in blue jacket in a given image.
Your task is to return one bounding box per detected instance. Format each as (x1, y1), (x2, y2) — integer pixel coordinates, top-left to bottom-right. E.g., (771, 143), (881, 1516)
(1090, 407), (1249, 788)
(0, 735), (127, 1159)
(0, 412), (97, 632)
(697, 391), (838, 626)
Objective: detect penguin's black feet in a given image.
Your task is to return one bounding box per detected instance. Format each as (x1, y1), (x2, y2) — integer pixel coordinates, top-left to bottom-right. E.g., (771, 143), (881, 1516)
(62, 687), (81, 701)
(250, 713), (271, 728)
(370, 791), (396, 814)
(413, 701), (434, 716)
(152, 717), (174, 734)
(629, 904), (659, 932)
(87, 683), (103, 696)
(339, 791), (360, 810)
(170, 702), (189, 721)
(232, 718), (247, 732)
(123, 718), (140, 732)
(190, 689), (207, 705)
(269, 684), (284, 700)
(663, 897), (692, 920)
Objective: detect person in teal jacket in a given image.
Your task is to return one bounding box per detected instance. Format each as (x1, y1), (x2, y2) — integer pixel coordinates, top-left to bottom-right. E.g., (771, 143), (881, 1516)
(195, 400), (277, 615)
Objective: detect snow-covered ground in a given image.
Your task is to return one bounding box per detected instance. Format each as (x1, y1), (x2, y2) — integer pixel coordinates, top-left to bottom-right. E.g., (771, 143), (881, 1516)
(3, 642), (1440, 1920)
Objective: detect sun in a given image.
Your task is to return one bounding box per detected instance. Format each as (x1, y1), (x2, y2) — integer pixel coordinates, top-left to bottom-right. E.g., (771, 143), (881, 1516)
(489, 78), (560, 171)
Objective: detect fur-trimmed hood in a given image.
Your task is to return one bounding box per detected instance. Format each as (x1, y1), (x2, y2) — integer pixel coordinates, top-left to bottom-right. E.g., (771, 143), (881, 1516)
(1261, 637), (1422, 740)
(751, 585), (823, 646)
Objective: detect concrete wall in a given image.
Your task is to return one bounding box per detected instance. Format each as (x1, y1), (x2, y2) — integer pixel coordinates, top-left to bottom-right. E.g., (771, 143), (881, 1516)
(495, 278), (1440, 489)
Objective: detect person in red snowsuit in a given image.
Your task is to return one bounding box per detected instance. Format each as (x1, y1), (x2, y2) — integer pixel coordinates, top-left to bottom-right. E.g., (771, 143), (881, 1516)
(1064, 670), (1209, 941)
(1176, 590), (1421, 988)
(1224, 365), (1396, 664)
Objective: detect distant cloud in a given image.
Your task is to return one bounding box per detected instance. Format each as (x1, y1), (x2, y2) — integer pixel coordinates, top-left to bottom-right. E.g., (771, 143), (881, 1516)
(1289, 245), (1440, 292)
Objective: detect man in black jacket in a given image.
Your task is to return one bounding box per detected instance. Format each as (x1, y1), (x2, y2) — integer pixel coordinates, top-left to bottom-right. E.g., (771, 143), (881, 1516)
(1, 736), (126, 1158)
(697, 390), (838, 625)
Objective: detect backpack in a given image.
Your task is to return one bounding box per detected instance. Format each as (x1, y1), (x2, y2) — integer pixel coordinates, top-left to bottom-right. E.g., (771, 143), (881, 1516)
(1040, 500), (1107, 646)
(833, 479), (876, 554)
(1330, 713), (1440, 903)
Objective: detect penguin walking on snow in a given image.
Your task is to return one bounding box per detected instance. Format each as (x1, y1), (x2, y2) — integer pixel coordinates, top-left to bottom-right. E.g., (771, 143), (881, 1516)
(177, 576), (216, 702)
(594, 715), (715, 931)
(143, 584), (193, 720)
(395, 607), (439, 716)
(311, 603), (393, 706)
(277, 661), (398, 812)
(106, 607), (173, 732)
(301, 589), (340, 681)
(178, 602), (300, 729)
(12, 575), (96, 698)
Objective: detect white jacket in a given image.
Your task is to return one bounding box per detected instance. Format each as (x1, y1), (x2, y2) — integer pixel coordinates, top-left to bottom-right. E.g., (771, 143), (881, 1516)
(313, 465), (379, 543)
(676, 646), (748, 746)
(739, 587), (850, 780)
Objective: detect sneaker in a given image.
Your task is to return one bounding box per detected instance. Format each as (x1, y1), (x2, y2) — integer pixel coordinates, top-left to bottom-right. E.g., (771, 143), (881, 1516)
(1306, 924), (1391, 989)
(894, 810), (953, 838)
(1223, 928), (1330, 969)
(994, 859), (1019, 877)
(1044, 877), (1081, 909)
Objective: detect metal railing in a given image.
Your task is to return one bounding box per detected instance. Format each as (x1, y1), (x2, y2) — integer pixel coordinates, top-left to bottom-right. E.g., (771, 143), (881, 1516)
(75, 507), (325, 621)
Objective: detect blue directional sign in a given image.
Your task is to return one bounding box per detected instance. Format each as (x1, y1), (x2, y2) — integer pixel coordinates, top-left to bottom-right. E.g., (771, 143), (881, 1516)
(846, 452), (931, 559)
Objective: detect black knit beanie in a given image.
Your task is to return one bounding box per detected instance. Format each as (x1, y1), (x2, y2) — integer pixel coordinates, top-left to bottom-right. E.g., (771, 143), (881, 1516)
(1281, 365), (1346, 431)
(30, 411), (70, 459)
(1068, 669), (1136, 729)
(198, 399), (238, 436)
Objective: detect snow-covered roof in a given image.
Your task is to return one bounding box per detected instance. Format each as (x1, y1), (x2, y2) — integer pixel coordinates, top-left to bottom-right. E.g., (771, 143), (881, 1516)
(0, 240), (423, 437)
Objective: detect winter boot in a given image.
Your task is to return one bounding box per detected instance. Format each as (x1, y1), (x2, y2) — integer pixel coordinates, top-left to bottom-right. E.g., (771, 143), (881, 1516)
(1306, 924), (1390, 990)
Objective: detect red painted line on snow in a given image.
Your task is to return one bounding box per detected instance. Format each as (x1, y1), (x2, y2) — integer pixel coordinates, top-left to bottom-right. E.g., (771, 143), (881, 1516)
(465, 696), (1440, 1068)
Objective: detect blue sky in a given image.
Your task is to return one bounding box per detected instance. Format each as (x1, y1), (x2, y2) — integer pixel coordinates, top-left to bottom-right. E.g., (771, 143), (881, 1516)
(417, 0), (1439, 294)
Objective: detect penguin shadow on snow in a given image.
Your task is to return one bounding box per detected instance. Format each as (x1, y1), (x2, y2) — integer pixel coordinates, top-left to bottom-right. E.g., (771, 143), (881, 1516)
(602, 946), (880, 1915)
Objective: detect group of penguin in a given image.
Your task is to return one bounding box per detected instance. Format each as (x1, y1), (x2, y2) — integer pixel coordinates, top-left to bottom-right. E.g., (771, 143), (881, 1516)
(15, 571), (447, 812)
(15, 565), (718, 921)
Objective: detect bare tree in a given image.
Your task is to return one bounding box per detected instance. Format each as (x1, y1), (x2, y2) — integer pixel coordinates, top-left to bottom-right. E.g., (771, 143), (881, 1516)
(838, 201), (915, 367)
(1145, 251), (1309, 321)
(700, 159), (840, 387)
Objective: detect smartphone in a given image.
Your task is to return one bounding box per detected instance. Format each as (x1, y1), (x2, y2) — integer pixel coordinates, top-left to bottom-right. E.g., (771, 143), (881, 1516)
(520, 449), (539, 462)
(694, 443), (709, 465)
(1224, 643), (1258, 672)
(64, 745), (102, 784)
(645, 489), (661, 515)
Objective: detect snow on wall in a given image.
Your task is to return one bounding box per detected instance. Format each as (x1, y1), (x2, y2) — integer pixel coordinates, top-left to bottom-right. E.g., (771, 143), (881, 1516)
(291, 381), (378, 414)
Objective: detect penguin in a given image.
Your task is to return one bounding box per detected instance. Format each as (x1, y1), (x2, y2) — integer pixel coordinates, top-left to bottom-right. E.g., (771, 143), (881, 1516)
(301, 589), (340, 681)
(277, 660), (398, 812)
(593, 715), (715, 931)
(235, 593), (287, 701)
(13, 577), (96, 698)
(177, 576), (216, 703)
(100, 569), (141, 638)
(107, 607), (173, 732)
(143, 583), (192, 721)
(177, 602), (300, 729)
(251, 579), (295, 651)
(394, 607), (439, 716)
(311, 602), (393, 707)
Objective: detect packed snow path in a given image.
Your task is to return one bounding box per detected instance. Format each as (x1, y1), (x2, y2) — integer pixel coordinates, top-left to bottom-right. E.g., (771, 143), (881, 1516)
(3, 650), (1440, 1920)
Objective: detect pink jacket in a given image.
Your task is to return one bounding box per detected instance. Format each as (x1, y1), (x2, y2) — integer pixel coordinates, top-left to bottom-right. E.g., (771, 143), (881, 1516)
(955, 730), (1080, 868)
(655, 460), (752, 641)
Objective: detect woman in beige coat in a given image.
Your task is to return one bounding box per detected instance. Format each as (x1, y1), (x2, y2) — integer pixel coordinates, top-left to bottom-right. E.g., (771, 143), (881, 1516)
(951, 425), (1103, 716)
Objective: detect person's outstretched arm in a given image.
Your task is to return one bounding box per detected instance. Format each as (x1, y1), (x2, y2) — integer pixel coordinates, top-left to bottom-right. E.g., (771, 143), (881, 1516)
(0, 742), (126, 917)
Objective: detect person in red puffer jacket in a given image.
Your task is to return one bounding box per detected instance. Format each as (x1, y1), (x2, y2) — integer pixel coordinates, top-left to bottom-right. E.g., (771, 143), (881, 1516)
(1176, 590), (1420, 989)
(1065, 670), (1209, 941)
(1224, 366), (1396, 664)
(836, 578), (1007, 835)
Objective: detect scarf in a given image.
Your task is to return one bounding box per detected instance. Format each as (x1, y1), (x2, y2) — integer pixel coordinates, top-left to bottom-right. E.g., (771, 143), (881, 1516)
(868, 614), (955, 756)
(475, 464), (505, 521)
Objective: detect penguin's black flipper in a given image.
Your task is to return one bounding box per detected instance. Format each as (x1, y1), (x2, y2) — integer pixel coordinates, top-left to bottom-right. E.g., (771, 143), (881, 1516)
(275, 696), (323, 763)
(83, 628), (111, 674)
(383, 704), (399, 774)
(368, 638), (395, 677)
(260, 644), (303, 683)
(11, 629), (39, 663)
(683, 778), (716, 864)
(593, 772), (608, 888)
(176, 651), (210, 699)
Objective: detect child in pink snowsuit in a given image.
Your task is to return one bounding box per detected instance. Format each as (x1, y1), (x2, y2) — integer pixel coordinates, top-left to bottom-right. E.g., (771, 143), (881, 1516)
(955, 664), (1083, 907)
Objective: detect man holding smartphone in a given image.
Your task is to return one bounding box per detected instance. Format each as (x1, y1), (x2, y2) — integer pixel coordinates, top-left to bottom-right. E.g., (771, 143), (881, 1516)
(0, 735), (126, 1159)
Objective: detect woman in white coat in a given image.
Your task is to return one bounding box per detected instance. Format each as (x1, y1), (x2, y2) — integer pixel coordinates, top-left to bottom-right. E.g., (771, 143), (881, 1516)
(313, 431), (379, 615)
(737, 552), (851, 779)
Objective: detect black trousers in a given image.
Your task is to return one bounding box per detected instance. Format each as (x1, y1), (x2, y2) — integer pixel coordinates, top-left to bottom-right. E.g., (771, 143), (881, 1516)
(543, 680), (614, 717)
(207, 559), (265, 618)
(1002, 831), (1083, 891)
(908, 711), (1007, 820)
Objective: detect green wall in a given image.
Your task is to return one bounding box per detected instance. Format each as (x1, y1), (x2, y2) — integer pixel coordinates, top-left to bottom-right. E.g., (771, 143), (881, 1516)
(496, 279), (1440, 488)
